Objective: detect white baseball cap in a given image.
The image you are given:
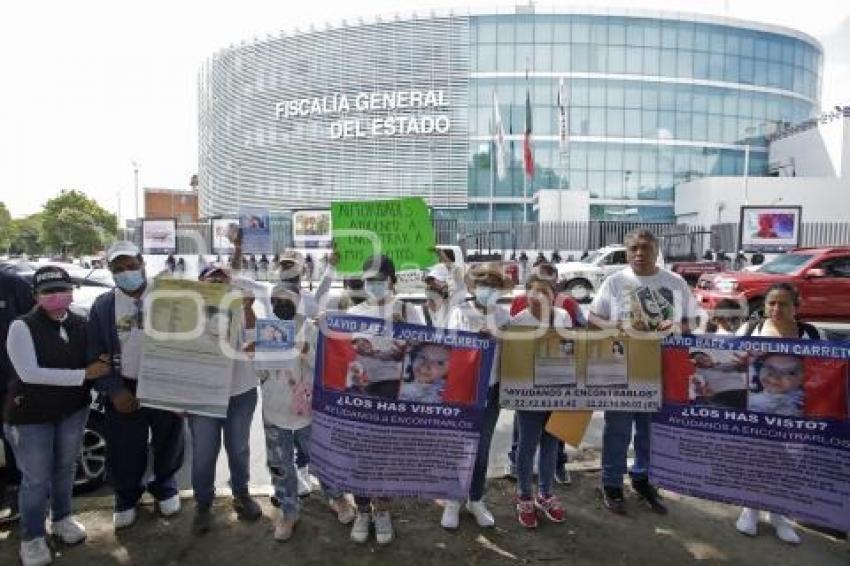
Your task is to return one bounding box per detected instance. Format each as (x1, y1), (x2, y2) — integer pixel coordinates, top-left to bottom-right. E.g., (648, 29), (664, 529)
(424, 263), (450, 284)
(106, 240), (141, 262)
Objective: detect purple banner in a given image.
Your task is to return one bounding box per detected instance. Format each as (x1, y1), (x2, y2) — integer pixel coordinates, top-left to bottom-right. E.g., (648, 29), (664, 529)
(311, 314), (495, 500)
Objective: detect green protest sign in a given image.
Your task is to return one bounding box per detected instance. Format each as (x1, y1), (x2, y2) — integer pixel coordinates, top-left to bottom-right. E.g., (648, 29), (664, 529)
(331, 197), (438, 274)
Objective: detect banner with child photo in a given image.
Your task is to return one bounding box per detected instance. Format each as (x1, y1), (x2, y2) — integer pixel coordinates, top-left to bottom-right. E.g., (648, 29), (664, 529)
(310, 314), (495, 500)
(651, 334), (850, 531)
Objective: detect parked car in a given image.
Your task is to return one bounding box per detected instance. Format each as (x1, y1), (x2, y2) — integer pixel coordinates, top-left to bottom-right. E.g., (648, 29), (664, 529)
(694, 247), (850, 321)
(555, 245), (666, 303)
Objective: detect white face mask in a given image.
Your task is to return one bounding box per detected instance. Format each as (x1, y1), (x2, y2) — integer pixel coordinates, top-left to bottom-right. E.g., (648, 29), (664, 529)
(474, 286), (500, 307)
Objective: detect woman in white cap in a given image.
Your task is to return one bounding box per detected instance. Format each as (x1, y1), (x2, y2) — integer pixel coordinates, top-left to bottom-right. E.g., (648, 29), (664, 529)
(417, 264), (452, 328)
(4, 266), (111, 566)
(442, 262), (511, 530)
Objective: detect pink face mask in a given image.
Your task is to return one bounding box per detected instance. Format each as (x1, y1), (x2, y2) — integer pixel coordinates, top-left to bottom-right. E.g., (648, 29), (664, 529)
(38, 292), (73, 313)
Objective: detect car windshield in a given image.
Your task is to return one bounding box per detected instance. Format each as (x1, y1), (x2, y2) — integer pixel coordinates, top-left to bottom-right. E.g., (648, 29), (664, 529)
(582, 251), (602, 264)
(758, 253), (813, 274)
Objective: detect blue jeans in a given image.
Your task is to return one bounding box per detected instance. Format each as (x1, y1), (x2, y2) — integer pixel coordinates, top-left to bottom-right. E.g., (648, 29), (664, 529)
(188, 388), (257, 507)
(601, 411), (651, 488)
(469, 385), (501, 502)
(4, 407), (89, 540)
(516, 411), (558, 498)
(508, 412), (568, 467)
(264, 424), (341, 519)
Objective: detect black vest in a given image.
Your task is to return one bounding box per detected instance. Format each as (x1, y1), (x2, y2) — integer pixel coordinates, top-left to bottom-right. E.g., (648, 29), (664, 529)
(3, 309), (91, 425)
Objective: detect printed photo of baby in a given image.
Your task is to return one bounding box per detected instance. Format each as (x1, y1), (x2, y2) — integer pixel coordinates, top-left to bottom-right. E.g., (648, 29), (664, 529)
(688, 349), (748, 409)
(748, 354), (806, 416)
(398, 344), (451, 404)
(344, 334), (406, 399)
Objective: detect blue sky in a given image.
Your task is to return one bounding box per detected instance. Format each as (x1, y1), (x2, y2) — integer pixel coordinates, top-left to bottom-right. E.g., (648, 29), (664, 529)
(1, 0), (847, 220)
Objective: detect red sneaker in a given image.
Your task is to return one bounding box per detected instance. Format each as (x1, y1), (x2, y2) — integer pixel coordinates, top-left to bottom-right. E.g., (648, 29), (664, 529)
(516, 497), (538, 529)
(535, 494), (566, 523)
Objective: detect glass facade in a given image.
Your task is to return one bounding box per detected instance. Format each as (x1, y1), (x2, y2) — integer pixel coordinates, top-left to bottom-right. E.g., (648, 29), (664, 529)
(198, 11), (822, 221)
(466, 14), (821, 221)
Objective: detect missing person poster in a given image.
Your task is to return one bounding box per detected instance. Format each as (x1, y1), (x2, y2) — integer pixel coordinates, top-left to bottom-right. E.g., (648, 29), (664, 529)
(137, 278), (240, 417)
(651, 334), (850, 531)
(211, 218), (239, 254)
(330, 197), (438, 276)
(142, 219), (177, 254)
(310, 314), (495, 500)
(739, 205), (802, 253)
(293, 209), (331, 248)
(500, 331), (661, 411)
(239, 209), (272, 254)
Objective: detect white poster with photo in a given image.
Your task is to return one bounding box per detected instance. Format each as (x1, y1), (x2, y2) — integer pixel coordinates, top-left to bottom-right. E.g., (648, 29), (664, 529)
(739, 206), (802, 253)
(142, 219), (177, 254)
(586, 337), (628, 387)
(211, 218), (239, 254)
(293, 209), (331, 248)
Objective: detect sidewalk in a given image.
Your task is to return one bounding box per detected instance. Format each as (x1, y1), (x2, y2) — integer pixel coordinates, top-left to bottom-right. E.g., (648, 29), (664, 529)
(2, 472), (846, 565)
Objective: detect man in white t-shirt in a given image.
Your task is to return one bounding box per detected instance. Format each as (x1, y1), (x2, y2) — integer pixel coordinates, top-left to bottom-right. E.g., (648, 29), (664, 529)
(589, 229), (697, 516)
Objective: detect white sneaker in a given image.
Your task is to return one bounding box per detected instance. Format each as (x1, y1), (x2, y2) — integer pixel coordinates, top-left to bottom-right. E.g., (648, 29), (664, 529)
(465, 500), (495, 528)
(735, 508), (759, 537)
(20, 537), (52, 566)
(441, 500), (462, 530)
(158, 494), (181, 517)
(350, 511), (371, 544)
(373, 510), (394, 545)
(49, 516), (87, 544)
(297, 467), (313, 496)
(768, 513), (801, 544)
(113, 508), (137, 530)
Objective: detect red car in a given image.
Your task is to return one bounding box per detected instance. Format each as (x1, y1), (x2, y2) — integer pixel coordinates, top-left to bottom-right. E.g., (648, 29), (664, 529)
(694, 247), (850, 321)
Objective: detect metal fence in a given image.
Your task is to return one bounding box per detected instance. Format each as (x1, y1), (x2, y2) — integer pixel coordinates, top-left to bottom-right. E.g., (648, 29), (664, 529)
(125, 218), (850, 258)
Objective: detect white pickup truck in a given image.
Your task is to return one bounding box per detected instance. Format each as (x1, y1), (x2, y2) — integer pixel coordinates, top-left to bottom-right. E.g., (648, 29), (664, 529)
(555, 246), (665, 302)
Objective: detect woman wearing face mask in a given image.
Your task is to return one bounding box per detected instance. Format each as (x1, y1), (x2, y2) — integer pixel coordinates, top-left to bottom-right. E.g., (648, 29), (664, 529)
(4, 266), (111, 566)
(442, 262), (511, 530)
(733, 283), (822, 545)
(509, 275), (572, 528)
(346, 255), (423, 546)
(253, 285), (356, 541)
(188, 265), (262, 535)
(417, 264), (452, 328)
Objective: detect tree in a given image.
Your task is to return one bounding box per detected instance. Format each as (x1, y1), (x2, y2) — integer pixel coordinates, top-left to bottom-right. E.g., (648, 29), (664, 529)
(8, 214), (43, 256)
(0, 202), (11, 252)
(40, 190), (117, 256)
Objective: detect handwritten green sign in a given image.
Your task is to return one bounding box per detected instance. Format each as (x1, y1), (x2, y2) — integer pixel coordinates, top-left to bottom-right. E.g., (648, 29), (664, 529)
(331, 197), (437, 275)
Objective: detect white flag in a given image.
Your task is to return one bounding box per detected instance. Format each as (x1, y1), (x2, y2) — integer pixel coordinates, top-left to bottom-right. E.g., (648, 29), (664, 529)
(492, 91), (508, 181)
(558, 78), (569, 153)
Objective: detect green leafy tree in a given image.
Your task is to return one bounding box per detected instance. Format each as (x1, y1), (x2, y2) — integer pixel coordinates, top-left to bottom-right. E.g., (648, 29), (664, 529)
(40, 190), (117, 256)
(9, 214), (43, 256)
(0, 202), (11, 252)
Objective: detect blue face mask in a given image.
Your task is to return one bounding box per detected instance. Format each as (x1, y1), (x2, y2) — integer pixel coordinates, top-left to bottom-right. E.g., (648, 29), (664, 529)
(114, 269), (145, 293)
(365, 280), (390, 300)
(474, 286), (499, 307)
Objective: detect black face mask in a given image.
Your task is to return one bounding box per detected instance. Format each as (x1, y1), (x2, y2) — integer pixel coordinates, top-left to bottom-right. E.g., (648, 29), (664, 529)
(272, 300), (297, 320)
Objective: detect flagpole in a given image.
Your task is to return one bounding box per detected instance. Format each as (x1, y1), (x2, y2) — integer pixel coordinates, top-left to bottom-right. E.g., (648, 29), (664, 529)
(524, 61), (529, 224)
(489, 108), (495, 223)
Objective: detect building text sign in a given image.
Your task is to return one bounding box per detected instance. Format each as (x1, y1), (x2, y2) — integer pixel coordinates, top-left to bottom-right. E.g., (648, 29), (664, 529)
(275, 90), (451, 140)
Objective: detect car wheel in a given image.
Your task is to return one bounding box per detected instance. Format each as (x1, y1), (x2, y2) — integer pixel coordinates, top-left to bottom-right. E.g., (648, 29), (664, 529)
(564, 279), (594, 304)
(74, 411), (107, 494)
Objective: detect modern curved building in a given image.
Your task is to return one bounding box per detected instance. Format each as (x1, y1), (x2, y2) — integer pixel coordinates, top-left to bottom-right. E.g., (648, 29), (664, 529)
(198, 7), (822, 222)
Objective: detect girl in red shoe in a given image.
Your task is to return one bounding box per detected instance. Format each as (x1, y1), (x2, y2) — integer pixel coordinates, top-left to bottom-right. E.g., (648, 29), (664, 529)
(510, 275), (572, 528)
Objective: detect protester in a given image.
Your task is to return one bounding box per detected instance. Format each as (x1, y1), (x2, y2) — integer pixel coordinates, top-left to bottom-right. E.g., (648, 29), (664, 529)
(175, 257), (186, 276)
(165, 254), (176, 275)
(252, 284), (355, 541)
(704, 298), (746, 335)
(507, 262), (584, 483)
(346, 255), (423, 545)
(734, 282), (823, 544)
(0, 267), (34, 524)
(416, 264), (453, 328)
(4, 266), (111, 566)
(442, 262), (511, 530)
(588, 229), (696, 516)
(188, 264), (262, 535)
(510, 274), (572, 528)
(534, 252), (546, 267)
(550, 250), (562, 264)
(518, 251), (529, 284)
(87, 241), (185, 529)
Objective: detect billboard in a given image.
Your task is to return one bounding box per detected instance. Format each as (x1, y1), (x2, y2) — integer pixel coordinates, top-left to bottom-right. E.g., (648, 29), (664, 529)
(739, 206), (802, 253)
(141, 219), (177, 254)
(293, 209), (331, 248)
